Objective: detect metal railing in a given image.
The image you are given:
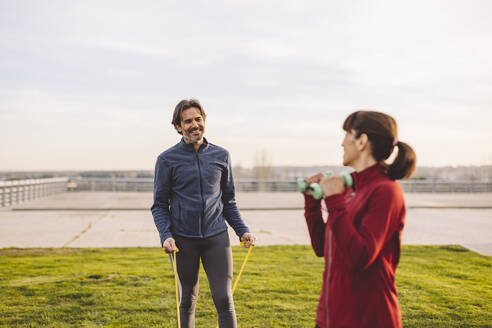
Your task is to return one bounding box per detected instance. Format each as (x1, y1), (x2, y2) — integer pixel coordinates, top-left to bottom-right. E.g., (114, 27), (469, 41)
(1, 178), (488, 208)
(236, 179), (492, 192)
(65, 177), (492, 193)
(0, 178), (68, 208)
(67, 177), (154, 192)
(402, 180), (492, 193)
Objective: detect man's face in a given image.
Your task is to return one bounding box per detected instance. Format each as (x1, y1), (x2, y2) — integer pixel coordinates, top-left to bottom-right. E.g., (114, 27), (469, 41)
(342, 130), (359, 166)
(176, 107), (205, 143)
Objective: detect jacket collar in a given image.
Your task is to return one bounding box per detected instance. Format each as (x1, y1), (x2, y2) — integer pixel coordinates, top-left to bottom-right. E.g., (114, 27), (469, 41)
(179, 137), (209, 153)
(352, 163), (385, 190)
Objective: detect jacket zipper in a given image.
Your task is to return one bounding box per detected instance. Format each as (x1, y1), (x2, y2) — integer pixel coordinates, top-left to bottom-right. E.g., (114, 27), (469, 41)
(326, 229), (332, 328)
(195, 151), (205, 237)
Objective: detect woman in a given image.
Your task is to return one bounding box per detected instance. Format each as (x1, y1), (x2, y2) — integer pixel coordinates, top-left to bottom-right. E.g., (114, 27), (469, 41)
(303, 111), (416, 328)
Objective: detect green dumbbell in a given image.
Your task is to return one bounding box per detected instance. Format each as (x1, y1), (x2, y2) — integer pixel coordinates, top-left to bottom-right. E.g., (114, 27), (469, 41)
(297, 171), (334, 194)
(298, 171), (353, 200)
(310, 171), (334, 200)
(297, 171), (333, 197)
(297, 177), (310, 193)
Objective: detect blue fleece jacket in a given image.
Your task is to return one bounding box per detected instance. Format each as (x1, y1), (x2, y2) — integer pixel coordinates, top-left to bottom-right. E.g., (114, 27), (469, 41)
(151, 138), (250, 246)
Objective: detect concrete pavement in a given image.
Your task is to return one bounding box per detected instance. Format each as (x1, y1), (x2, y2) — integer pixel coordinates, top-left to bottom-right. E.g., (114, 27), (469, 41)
(0, 192), (491, 255)
(9, 192), (492, 210)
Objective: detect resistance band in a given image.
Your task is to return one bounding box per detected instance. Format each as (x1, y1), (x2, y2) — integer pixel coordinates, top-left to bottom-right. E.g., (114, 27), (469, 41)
(170, 243), (253, 328)
(172, 250), (181, 328)
(232, 243), (254, 294)
(216, 242), (254, 328)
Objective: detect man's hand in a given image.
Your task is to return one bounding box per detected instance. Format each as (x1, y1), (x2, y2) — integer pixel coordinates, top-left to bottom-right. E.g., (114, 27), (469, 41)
(162, 237), (178, 253)
(320, 175), (345, 198)
(240, 232), (257, 248)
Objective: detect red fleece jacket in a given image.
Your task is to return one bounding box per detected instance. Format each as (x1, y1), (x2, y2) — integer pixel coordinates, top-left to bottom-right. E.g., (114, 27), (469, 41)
(304, 164), (405, 328)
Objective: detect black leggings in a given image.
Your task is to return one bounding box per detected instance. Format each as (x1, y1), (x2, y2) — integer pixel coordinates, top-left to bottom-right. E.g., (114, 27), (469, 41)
(171, 230), (236, 328)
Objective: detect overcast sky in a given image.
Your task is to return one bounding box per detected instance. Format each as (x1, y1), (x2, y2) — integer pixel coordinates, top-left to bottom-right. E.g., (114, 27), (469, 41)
(1, 0), (491, 170)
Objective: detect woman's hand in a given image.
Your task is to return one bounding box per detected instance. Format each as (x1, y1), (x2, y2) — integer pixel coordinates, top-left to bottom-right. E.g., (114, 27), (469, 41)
(320, 175), (345, 197)
(304, 172), (325, 195)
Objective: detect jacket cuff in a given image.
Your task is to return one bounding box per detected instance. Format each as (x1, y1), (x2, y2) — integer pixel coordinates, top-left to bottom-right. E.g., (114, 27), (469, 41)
(236, 227), (250, 240)
(324, 194), (345, 213)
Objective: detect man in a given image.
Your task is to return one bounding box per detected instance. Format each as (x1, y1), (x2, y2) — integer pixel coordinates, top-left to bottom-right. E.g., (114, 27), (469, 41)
(151, 99), (256, 328)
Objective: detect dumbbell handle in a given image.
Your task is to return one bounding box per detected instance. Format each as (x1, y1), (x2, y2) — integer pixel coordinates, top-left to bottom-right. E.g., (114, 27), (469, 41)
(298, 171), (353, 200)
(297, 171), (334, 193)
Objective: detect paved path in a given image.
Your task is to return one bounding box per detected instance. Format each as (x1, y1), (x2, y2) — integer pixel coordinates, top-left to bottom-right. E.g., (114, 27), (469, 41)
(1, 192), (491, 255)
(9, 192), (492, 210)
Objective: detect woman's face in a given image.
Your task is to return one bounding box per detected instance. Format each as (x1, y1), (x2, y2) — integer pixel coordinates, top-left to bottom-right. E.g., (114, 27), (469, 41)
(342, 129), (359, 167)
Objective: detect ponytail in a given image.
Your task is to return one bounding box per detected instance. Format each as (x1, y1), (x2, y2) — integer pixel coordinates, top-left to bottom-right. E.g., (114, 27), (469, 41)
(387, 141), (416, 180)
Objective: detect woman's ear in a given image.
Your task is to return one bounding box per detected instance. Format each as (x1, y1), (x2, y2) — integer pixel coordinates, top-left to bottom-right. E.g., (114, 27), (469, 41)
(357, 133), (370, 152)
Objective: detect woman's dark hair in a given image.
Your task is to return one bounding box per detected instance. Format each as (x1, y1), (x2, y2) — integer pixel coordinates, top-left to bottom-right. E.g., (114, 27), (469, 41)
(171, 99), (207, 135)
(342, 111), (416, 180)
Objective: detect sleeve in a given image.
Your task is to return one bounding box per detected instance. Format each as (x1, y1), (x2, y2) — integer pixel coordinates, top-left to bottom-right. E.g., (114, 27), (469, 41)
(221, 151), (250, 239)
(304, 194), (325, 257)
(150, 156), (173, 246)
(325, 185), (399, 271)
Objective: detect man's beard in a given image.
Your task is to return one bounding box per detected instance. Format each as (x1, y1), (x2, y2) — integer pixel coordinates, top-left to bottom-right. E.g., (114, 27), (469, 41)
(183, 127), (204, 143)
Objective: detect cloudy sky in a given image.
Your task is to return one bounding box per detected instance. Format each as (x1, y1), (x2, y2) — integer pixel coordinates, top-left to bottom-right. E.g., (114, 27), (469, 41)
(1, 0), (491, 170)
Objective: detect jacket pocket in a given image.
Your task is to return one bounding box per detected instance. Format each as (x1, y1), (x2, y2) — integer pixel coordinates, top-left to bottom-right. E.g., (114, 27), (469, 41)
(170, 198), (181, 221)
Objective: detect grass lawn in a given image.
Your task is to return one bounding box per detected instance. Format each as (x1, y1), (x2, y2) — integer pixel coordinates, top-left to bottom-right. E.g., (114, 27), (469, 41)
(0, 245), (490, 327)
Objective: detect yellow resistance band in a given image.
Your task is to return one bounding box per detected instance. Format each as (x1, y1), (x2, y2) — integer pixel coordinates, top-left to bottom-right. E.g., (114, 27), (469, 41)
(217, 243), (254, 328)
(232, 243), (254, 294)
(173, 250), (181, 328)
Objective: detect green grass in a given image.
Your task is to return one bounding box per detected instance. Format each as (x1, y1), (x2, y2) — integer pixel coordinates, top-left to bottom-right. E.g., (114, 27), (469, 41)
(0, 246), (490, 327)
